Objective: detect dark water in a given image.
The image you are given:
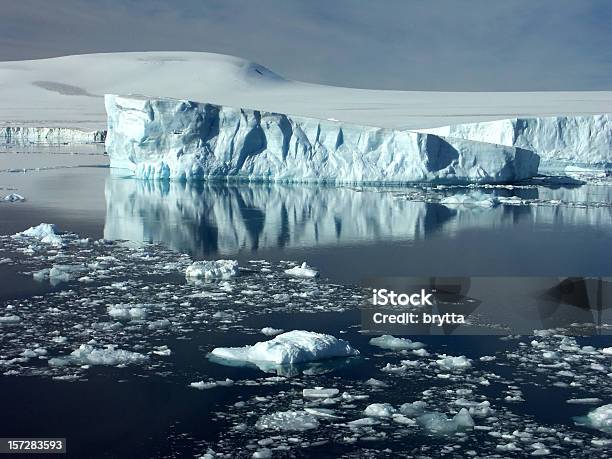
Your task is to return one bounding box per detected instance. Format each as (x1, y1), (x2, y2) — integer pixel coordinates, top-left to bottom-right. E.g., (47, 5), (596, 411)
(1, 149), (611, 457)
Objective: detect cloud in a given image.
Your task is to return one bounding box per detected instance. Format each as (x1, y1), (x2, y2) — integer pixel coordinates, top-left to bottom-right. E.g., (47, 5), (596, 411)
(1, 0), (610, 90)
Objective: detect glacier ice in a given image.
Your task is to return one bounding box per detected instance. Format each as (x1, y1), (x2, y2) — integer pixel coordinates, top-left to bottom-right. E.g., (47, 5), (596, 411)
(104, 94), (539, 184)
(420, 115), (612, 166)
(1, 126), (105, 144)
(209, 330), (358, 366)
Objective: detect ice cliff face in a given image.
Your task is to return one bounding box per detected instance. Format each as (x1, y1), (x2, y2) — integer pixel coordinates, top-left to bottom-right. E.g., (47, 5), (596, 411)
(1, 126), (105, 144)
(104, 94), (539, 184)
(420, 115), (612, 166)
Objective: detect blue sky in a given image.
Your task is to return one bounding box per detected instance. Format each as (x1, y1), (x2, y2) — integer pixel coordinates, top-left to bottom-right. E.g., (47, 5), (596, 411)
(1, 0), (611, 90)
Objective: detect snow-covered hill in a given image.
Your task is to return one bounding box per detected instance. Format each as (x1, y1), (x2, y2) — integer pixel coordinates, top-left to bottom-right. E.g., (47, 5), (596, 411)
(1, 51), (611, 131)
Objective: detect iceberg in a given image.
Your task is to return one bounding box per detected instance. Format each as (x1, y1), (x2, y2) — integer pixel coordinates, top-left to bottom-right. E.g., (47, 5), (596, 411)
(420, 115), (612, 166)
(13, 223), (63, 246)
(105, 94), (539, 184)
(209, 330), (359, 366)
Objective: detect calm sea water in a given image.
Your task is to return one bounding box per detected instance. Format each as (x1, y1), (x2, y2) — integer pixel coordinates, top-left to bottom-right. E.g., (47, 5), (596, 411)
(1, 146), (611, 458)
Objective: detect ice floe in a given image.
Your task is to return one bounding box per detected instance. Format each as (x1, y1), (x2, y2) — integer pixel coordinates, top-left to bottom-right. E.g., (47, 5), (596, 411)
(369, 335), (424, 351)
(284, 262), (319, 279)
(255, 410), (320, 431)
(48, 344), (148, 367)
(185, 260), (239, 279)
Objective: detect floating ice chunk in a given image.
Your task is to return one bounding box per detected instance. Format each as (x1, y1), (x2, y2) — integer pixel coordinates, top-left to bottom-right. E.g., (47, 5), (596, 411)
(453, 408), (476, 428)
(365, 378), (388, 388)
(284, 262), (319, 278)
(399, 401), (428, 417)
(369, 335), (424, 351)
(435, 354), (472, 371)
(417, 408), (474, 435)
(347, 417), (380, 427)
(364, 403), (396, 418)
(107, 304), (147, 321)
(252, 448), (272, 458)
(261, 327), (284, 336)
(0, 315), (21, 324)
(189, 378), (234, 390)
(14, 223), (63, 246)
(303, 388), (339, 398)
(601, 347), (612, 355)
(48, 344), (148, 367)
(3, 193), (25, 202)
(566, 398), (602, 405)
(209, 330), (358, 367)
(304, 407), (341, 419)
(392, 414), (417, 425)
(152, 345), (171, 356)
(255, 410), (319, 431)
(576, 404), (612, 434)
(48, 264), (88, 284)
(185, 260), (239, 279)
(440, 192), (498, 208)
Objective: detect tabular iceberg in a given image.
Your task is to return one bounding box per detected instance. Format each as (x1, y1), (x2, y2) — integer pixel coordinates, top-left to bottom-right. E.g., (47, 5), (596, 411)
(419, 115), (612, 166)
(105, 94), (539, 184)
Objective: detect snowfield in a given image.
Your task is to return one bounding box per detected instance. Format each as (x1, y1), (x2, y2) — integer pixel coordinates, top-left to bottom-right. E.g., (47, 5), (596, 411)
(1, 51), (611, 131)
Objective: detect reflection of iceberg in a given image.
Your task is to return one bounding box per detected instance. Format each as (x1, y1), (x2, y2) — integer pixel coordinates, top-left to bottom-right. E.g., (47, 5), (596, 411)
(103, 177), (455, 255)
(104, 176), (612, 256)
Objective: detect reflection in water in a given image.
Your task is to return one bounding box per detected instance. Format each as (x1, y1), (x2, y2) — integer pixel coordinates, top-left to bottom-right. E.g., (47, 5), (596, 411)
(104, 176), (612, 258)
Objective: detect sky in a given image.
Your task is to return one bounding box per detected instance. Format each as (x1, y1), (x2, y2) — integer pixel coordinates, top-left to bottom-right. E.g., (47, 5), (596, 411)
(1, 0), (611, 91)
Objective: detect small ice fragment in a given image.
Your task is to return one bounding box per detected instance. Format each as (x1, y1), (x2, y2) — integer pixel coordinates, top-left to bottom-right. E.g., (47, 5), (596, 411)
(255, 410), (319, 431)
(303, 388), (339, 398)
(364, 403), (396, 418)
(369, 335), (424, 351)
(284, 262), (319, 278)
(3, 193), (25, 202)
(435, 354), (472, 371)
(185, 260), (239, 279)
(261, 327), (284, 336)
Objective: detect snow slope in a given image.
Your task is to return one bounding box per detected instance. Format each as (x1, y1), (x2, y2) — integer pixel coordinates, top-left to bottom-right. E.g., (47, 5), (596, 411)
(104, 94), (538, 183)
(1, 52), (611, 131)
